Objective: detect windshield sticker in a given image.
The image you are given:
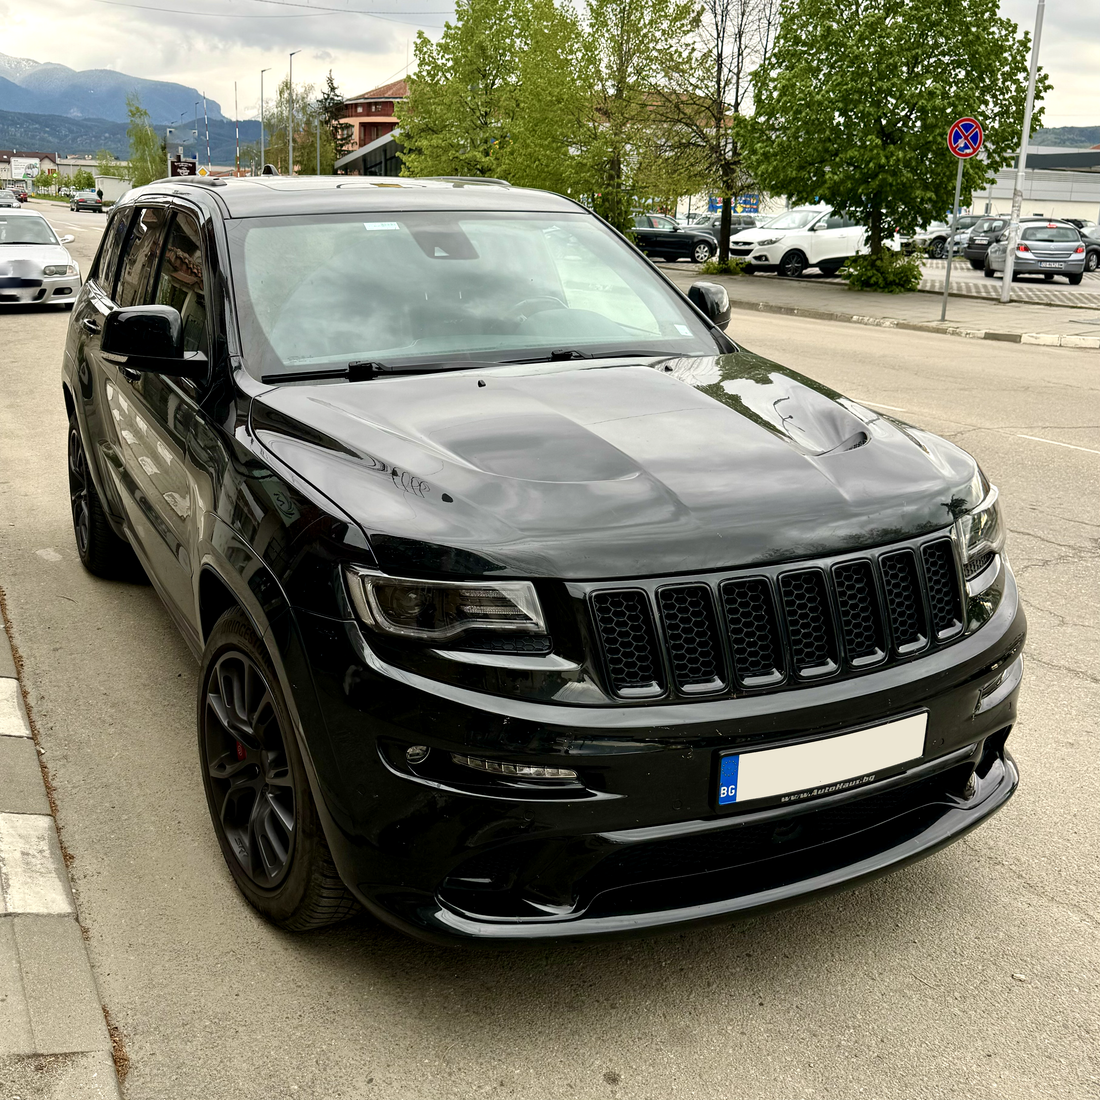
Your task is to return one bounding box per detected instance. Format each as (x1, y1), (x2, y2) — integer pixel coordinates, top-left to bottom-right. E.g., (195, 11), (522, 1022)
(675, 324), (693, 336)
(363, 221), (400, 231)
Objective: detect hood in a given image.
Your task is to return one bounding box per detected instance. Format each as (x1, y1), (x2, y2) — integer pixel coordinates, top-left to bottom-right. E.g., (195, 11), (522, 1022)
(730, 226), (794, 244)
(250, 351), (983, 579)
(0, 244), (74, 274)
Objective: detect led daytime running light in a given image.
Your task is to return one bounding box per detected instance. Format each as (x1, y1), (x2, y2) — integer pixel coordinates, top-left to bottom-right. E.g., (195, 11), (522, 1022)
(451, 753), (577, 780)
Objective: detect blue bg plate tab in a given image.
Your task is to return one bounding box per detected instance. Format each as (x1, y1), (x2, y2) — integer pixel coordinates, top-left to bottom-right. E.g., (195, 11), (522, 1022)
(718, 753), (740, 805)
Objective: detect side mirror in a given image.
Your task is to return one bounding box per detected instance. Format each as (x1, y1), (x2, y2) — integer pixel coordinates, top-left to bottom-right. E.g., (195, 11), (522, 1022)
(59, 234), (75, 244)
(688, 281), (731, 328)
(101, 305), (207, 379)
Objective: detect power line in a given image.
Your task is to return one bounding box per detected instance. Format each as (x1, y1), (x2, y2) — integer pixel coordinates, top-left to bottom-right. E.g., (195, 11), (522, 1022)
(89, 0), (451, 21)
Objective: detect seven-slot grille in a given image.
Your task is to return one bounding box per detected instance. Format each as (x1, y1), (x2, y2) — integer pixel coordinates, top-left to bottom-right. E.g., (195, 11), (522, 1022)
(589, 537), (964, 699)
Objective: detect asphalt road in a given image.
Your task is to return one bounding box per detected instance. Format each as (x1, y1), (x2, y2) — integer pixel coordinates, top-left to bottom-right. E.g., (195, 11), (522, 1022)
(0, 203), (1097, 1100)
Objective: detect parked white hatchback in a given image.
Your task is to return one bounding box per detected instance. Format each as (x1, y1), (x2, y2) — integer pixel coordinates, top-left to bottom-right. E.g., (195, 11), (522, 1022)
(728, 206), (867, 277)
(0, 209), (80, 307)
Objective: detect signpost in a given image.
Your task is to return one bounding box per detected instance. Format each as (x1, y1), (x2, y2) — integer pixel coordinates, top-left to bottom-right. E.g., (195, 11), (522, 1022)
(169, 159), (197, 177)
(941, 117), (983, 322)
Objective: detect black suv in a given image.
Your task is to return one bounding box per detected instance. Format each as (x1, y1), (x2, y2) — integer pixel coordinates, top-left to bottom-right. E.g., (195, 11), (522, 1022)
(631, 213), (716, 262)
(63, 177), (1023, 943)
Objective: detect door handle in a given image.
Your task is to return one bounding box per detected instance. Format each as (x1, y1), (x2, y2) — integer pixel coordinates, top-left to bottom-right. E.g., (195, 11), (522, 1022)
(80, 318), (100, 334)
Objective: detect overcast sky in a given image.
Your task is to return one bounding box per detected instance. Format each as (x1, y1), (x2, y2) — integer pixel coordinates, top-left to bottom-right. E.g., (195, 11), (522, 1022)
(0, 0), (1093, 126)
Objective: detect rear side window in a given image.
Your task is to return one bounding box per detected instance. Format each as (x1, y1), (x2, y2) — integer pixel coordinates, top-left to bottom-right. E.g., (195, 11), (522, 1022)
(152, 211), (208, 354)
(116, 207), (169, 307)
(92, 208), (132, 298)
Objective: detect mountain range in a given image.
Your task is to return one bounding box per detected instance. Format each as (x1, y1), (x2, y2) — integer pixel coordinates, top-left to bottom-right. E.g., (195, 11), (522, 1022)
(0, 51), (224, 124)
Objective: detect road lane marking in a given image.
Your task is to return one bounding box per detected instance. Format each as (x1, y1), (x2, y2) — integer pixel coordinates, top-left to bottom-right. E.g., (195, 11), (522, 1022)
(1016, 434), (1100, 456)
(0, 813), (74, 915)
(0, 680), (31, 738)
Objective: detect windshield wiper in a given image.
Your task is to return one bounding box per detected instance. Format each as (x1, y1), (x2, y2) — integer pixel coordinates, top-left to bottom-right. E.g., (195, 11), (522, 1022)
(260, 359), (507, 384)
(499, 348), (668, 364)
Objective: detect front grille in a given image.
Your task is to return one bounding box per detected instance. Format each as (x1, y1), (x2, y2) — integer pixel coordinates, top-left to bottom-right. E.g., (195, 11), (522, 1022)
(590, 535), (965, 698)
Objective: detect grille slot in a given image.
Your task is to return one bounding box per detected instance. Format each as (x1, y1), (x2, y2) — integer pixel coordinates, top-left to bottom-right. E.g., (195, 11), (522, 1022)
(880, 550), (928, 653)
(921, 540), (964, 639)
(720, 578), (784, 687)
(590, 590), (663, 697)
(832, 560), (885, 666)
(963, 550), (994, 581)
(779, 570), (838, 678)
(657, 585), (724, 692)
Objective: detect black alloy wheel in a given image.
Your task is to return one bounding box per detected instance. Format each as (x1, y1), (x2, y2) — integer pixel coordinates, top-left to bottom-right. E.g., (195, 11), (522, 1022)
(692, 241), (714, 264)
(930, 239), (947, 260)
(778, 250), (807, 278)
(198, 608), (358, 929)
(67, 414), (142, 578)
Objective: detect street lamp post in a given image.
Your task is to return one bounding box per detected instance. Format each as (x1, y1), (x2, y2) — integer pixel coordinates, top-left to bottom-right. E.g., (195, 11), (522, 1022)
(1001, 0), (1045, 303)
(289, 50), (302, 176)
(260, 68), (271, 170)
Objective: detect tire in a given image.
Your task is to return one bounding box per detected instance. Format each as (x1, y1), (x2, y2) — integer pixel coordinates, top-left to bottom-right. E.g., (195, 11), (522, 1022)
(818, 261), (843, 276)
(67, 415), (142, 579)
(930, 239), (947, 260)
(777, 250), (807, 278)
(1043, 274), (1054, 282)
(692, 241), (714, 264)
(198, 608), (359, 931)
(969, 259), (984, 270)
(983, 259), (995, 278)
(1086, 252), (1098, 273)
(1068, 274), (1083, 286)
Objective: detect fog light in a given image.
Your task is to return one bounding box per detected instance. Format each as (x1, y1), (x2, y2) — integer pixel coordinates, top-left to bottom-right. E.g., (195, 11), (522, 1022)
(451, 753), (577, 780)
(406, 744), (430, 765)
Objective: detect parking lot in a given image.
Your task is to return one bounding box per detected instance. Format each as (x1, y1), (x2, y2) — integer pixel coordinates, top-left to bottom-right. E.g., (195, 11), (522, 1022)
(0, 200), (1097, 1099)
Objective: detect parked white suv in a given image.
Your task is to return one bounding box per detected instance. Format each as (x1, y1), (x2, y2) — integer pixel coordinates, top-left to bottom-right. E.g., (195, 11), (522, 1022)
(728, 206), (867, 277)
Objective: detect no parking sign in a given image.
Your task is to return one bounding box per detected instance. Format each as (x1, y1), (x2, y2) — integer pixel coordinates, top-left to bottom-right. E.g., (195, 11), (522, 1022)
(948, 117), (984, 158)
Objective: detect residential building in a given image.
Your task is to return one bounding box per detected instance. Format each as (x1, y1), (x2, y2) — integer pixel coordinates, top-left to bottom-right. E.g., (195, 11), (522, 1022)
(0, 151), (59, 181)
(337, 80), (407, 153)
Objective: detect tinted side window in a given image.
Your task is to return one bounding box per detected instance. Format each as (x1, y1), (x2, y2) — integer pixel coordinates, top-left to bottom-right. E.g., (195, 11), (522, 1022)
(91, 207), (132, 298)
(116, 207), (169, 307)
(153, 211), (208, 354)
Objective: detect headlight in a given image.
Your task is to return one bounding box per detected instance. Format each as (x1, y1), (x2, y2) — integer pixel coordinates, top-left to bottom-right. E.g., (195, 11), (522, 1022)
(43, 264), (77, 277)
(755, 237), (782, 246)
(955, 486), (1005, 582)
(344, 569), (546, 641)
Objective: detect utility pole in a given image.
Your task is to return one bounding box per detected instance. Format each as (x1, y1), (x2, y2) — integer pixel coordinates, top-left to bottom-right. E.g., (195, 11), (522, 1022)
(234, 81), (240, 177)
(260, 68), (271, 170)
(1001, 0), (1045, 303)
(289, 50), (301, 176)
(316, 113), (321, 175)
(203, 93), (210, 169)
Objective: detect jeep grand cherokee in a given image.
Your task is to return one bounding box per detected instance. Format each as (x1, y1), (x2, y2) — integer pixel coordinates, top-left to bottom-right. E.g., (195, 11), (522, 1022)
(61, 176), (1024, 943)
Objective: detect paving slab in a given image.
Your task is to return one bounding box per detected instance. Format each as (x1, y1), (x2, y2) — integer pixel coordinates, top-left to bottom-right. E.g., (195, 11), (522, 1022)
(0, 1051), (121, 1099)
(1, 677), (31, 738)
(0, 914), (35, 1054)
(0, 813), (74, 916)
(0, 632), (15, 678)
(0, 737), (52, 816)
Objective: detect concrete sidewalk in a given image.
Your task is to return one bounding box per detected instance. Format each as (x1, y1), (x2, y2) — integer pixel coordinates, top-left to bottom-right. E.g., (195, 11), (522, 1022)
(0, 613), (122, 1098)
(664, 265), (1100, 347)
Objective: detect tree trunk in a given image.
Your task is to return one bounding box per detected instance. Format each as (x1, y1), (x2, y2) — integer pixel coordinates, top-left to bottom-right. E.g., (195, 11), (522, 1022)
(718, 193), (732, 263)
(869, 208), (884, 261)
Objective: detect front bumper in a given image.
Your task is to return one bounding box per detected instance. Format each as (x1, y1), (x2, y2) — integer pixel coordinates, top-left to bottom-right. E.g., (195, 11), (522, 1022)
(288, 565), (1025, 944)
(0, 274), (81, 304)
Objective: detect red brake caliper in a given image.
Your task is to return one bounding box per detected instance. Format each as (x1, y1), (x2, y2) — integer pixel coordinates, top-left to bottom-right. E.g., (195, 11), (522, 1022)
(235, 741), (247, 761)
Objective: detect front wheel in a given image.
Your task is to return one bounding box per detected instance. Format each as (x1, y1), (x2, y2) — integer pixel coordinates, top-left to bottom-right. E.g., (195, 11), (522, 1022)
(929, 239), (947, 260)
(692, 241), (714, 264)
(777, 250), (807, 278)
(198, 608), (359, 930)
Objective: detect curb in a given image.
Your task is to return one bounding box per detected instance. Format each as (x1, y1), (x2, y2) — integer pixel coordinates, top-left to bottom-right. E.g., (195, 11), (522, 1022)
(0, 613), (124, 1098)
(724, 297), (1100, 348)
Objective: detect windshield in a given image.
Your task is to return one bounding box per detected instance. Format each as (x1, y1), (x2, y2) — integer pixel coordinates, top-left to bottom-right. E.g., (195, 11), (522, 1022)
(974, 218), (1006, 234)
(766, 210), (824, 231)
(227, 210), (721, 379)
(1021, 226), (1079, 243)
(0, 216), (59, 245)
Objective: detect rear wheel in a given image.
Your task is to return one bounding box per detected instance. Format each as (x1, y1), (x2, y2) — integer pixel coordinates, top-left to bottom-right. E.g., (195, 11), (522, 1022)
(777, 250), (807, 278)
(67, 415), (142, 579)
(969, 259), (984, 270)
(1044, 273), (1054, 281)
(198, 608), (359, 930)
(1068, 274), (1083, 286)
(1086, 252), (1099, 273)
(692, 241), (714, 263)
(818, 261), (843, 276)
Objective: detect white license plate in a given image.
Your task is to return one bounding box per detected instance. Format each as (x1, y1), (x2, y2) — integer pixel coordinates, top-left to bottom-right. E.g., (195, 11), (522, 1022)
(1039, 262), (1063, 269)
(716, 713), (927, 807)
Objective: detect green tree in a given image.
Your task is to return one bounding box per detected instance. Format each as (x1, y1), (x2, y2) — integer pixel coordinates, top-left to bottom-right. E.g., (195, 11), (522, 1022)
(267, 76), (330, 174)
(126, 93), (166, 187)
(96, 149), (126, 178)
(71, 168), (96, 190)
(745, 0), (1048, 265)
(318, 70), (354, 165)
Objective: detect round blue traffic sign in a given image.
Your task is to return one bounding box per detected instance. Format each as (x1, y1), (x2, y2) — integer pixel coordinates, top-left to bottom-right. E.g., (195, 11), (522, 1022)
(948, 117), (983, 159)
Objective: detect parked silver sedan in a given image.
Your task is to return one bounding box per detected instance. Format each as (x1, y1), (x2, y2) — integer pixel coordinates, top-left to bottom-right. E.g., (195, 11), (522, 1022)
(984, 221), (1086, 285)
(0, 209), (81, 307)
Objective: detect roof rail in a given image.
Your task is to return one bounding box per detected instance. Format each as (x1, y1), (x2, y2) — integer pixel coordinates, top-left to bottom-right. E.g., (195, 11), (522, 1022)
(422, 176), (511, 188)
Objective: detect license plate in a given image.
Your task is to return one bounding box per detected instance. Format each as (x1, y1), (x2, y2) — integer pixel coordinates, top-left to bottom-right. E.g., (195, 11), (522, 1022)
(1039, 262), (1063, 269)
(716, 713), (927, 807)
(972, 237), (988, 244)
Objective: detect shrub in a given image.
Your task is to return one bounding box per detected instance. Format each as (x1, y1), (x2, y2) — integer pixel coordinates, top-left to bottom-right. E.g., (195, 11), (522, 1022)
(699, 257), (746, 276)
(841, 251), (922, 293)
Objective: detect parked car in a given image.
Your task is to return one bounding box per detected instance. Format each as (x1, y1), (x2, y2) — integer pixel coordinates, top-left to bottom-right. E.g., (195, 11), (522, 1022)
(631, 213), (716, 262)
(728, 206), (867, 276)
(63, 176), (1023, 943)
(962, 215), (1053, 269)
(1081, 227), (1100, 273)
(70, 190), (103, 212)
(984, 220), (1086, 284)
(1063, 218), (1096, 233)
(0, 208), (80, 306)
(14, 187), (28, 203)
(0, 190), (20, 209)
(909, 215), (985, 259)
(690, 212), (760, 236)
